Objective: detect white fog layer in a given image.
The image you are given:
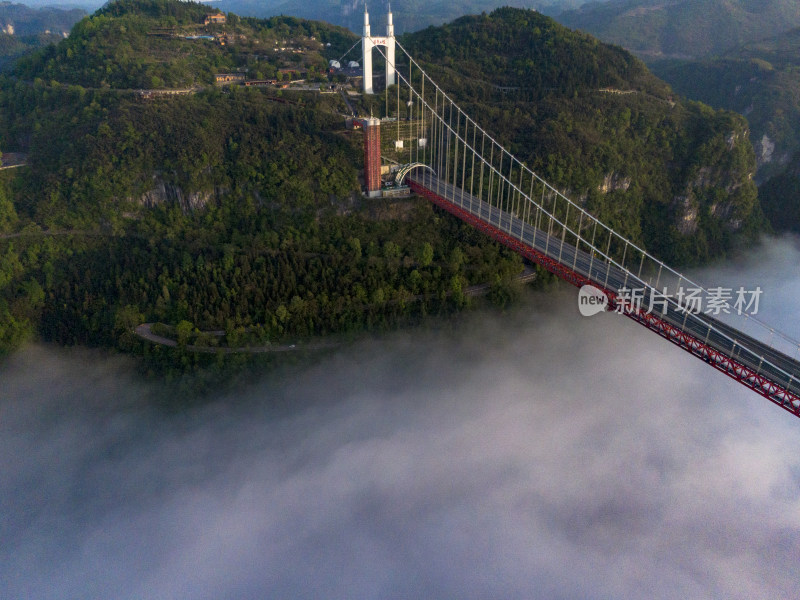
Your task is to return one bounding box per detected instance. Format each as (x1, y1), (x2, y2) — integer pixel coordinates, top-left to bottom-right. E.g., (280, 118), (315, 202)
(2, 236), (800, 599)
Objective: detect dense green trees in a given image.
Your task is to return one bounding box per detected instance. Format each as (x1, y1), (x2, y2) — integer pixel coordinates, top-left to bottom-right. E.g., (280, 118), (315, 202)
(0, 180), (16, 232)
(407, 8), (668, 100)
(0, 80), (361, 229)
(403, 8), (763, 265)
(0, 194), (522, 355)
(13, 0), (356, 90)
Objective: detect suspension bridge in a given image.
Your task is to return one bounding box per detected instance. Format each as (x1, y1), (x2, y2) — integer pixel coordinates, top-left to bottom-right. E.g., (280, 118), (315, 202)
(355, 6), (800, 420)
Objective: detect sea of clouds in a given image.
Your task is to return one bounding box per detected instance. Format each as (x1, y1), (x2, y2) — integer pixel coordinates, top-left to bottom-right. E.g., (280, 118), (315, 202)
(2, 236), (800, 599)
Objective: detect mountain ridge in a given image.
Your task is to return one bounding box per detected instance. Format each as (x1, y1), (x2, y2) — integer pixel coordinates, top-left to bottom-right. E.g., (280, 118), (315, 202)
(559, 0), (800, 59)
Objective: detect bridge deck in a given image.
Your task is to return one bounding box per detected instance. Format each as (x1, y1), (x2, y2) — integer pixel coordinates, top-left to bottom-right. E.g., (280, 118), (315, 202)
(410, 173), (800, 415)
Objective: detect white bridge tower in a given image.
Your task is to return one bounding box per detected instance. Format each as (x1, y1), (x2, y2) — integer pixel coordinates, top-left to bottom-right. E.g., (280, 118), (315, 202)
(362, 4), (396, 94)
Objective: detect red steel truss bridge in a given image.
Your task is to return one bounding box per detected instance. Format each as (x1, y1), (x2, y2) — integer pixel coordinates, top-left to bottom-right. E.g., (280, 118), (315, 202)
(371, 41), (800, 420)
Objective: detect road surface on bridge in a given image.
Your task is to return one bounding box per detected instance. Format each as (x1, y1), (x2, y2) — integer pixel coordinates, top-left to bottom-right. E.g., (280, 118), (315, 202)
(410, 172), (800, 401)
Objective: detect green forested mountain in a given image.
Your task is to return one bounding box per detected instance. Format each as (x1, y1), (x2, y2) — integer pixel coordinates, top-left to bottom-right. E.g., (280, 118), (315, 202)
(554, 0), (800, 221)
(0, 2), (85, 36)
(0, 31), (58, 68)
(13, 0), (355, 88)
(404, 8), (762, 263)
(652, 31), (800, 178)
(559, 0), (800, 60)
(650, 27), (800, 232)
(0, 1), (766, 377)
(0, 3), (86, 68)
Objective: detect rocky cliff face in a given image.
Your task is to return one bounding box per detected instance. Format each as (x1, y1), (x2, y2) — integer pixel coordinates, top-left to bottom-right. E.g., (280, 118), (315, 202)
(673, 195), (699, 235)
(598, 172), (631, 194)
(671, 124), (756, 237)
(136, 178), (227, 212)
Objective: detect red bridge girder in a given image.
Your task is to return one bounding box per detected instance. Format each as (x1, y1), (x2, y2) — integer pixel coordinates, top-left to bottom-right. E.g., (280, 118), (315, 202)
(409, 179), (800, 419)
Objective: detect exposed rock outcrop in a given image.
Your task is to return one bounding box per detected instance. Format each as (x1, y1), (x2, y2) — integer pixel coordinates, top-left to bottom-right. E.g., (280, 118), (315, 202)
(754, 133), (775, 167)
(673, 195), (699, 235)
(136, 178), (227, 212)
(598, 172), (631, 194)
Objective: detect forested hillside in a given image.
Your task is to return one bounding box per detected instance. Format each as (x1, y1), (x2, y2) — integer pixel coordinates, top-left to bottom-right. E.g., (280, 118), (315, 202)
(404, 8), (762, 264)
(0, 0), (528, 372)
(0, 1), (767, 379)
(13, 0), (354, 88)
(0, 32), (54, 68)
(651, 27), (800, 232)
(0, 2), (84, 37)
(559, 0), (800, 60)
(0, 3), (85, 68)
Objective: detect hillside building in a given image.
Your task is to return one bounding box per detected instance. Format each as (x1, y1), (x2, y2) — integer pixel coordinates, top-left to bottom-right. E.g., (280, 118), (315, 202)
(204, 14), (226, 26)
(214, 73), (245, 85)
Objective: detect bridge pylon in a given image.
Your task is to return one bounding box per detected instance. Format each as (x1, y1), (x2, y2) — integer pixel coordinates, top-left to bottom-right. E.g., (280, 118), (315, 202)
(362, 4), (396, 94)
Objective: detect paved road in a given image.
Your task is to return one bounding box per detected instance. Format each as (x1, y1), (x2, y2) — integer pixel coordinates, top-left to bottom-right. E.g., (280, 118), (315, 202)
(411, 173), (800, 403)
(134, 323), (336, 353)
(0, 152), (27, 170)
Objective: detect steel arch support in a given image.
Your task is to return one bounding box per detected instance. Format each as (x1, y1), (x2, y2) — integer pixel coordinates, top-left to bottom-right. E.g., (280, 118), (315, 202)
(396, 163), (436, 187)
